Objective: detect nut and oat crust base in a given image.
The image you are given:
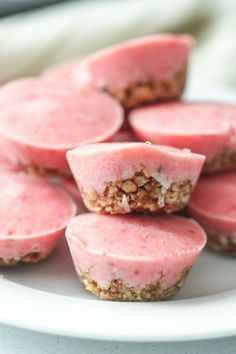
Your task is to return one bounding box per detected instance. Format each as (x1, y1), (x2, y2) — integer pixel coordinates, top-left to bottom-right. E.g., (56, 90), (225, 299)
(203, 149), (236, 174)
(79, 267), (190, 301)
(104, 71), (186, 110)
(0, 252), (50, 267)
(23, 165), (70, 177)
(82, 170), (192, 214)
(207, 234), (236, 256)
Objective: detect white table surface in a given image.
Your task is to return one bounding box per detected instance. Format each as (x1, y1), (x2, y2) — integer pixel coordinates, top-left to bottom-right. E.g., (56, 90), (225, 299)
(0, 324), (235, 354)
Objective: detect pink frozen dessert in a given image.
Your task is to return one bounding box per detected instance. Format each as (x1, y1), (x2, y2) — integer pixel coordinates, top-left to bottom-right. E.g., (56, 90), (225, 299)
(66, 213), (206, 301)
(0, 79), (123, 175)
(60, 177), (87, 213)
(129, 102), (236, 174)
(74, 34), (193, 109)
(188, 173), (236, 256)
(0, 171), (76, 266)
(67, 142), (205, 214)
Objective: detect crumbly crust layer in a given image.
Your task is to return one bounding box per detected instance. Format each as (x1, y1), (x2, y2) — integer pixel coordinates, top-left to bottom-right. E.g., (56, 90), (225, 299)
(0, 252), (50, 267)
(203, 149), (236, 174)
(24, 164), (70, 177)
(79, 267), (190, 301)
(207, 233), (236, 256)
(82, 170), (192, 214)
(104, 70), (186, 110)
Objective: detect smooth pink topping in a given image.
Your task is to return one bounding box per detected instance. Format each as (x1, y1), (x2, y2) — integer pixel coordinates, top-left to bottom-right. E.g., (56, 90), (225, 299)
(0, 83), (123, 149)
(0, 78), (67, 108)
(129, 102), (236, 158)
(67, 213), (206, 259)
(0, 171), (76, 237)
(67, 142), (205, 193)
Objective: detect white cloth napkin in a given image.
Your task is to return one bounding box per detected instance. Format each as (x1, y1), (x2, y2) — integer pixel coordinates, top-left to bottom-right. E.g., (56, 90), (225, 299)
(0, 0), (235, 89)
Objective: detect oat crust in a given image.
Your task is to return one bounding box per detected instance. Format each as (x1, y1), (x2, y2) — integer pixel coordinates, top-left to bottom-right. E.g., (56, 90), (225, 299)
(207, 233), (236, 256)
(23, 165), (70, 177)
(203, 149), (236, 174)
(79, 267), (190, 301)
(0, 252), (50, 267)
(104, 71), (186, 110)
(82, 170), (192, 214)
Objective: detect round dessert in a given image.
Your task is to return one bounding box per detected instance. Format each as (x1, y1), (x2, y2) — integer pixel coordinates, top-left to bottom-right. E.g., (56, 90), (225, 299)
(66, 213), (206, 301)
(67, 142), (205, 214)
(60, 177), (87, 213)
(0, 79), (123, 175)
(129, 102), (236, 173)
(0, 171), (76, 266)
(188, 172), (236, 256)
(74, 34), (193, 109)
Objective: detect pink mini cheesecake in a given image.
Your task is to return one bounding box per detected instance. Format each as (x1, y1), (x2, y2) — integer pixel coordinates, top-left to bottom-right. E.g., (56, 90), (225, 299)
(66, 213), (206, 301)
(67, 142), (205, 214)
(129, 102), (236, 174)
(0, 79), (123, 175)
(60, 177), (87, 213)
(0, 171), (76, 266)
(74, 35), (193, 109)
(188, 173), (236, 256)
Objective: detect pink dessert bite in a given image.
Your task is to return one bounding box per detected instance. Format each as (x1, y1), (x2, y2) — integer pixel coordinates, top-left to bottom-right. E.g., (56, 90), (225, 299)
(67, 142), (205, 214)
(74, 34), (193, 109)
(0, 79), (123, 176)
(188, 173), (236, 256)
(0, 171), (76, 266)
(66, 213), (206, 301)
(129, 102), (236, 174)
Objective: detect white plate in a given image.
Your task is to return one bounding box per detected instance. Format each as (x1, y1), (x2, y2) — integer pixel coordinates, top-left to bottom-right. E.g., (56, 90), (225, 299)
(1, 88), (236, 342)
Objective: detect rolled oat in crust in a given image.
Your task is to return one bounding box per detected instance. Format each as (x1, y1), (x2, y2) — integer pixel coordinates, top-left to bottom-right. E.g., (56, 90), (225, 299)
(104, 71), (186, 110)
(207, 234), (236, 256)
(203, 149), (236, 174)
(78, 267), (190, 301)
(0, 252), (50, 267)
(82, 170), (192, 214)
